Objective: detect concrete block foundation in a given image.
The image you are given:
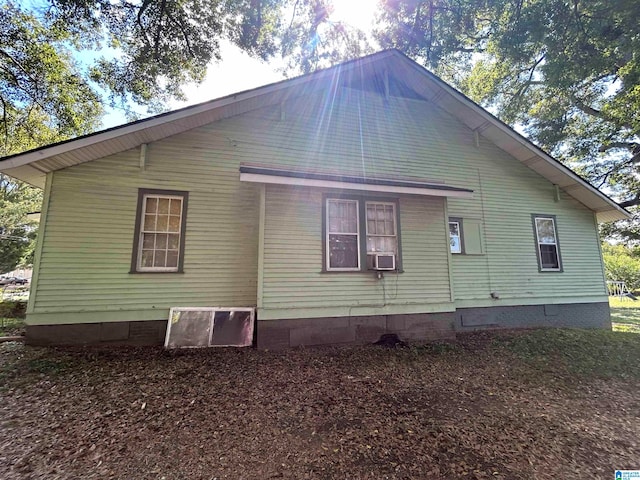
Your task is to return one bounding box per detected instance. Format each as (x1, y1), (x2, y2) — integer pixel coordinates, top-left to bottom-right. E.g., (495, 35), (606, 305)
(24, 302), (611, 348)
(257, 312), (456, 350)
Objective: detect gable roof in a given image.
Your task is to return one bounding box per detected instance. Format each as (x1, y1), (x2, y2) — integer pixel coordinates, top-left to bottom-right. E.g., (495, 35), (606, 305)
(0, 50), (629, 222)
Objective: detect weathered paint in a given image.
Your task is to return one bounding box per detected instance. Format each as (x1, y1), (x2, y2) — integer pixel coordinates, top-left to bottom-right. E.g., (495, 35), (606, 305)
(28, 86), (608, 327)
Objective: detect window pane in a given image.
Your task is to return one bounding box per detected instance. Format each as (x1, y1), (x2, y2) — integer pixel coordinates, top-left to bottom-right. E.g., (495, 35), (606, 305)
(153, 250), (167, 267)
(156, 215), (169, 232)
(142, 233), (155, 249)
(367, 236), (397, 254)
(168, 234), (180, 250)
(141, 249), (154, 267)
(156, 233), (168, 249)
(329, 234), (359, 268)
(168, 215), (181, 232)
(328, 200), (358, 234)
(536, 218), (556, 244)
(540, 244), (559, 269)
(169, 199), (182, 215)
(449, 222), (460, 236)
(166, 250), (179, 268)
(450, 236), (461, 254)
(158, 198), (170, 214)
(145, 197), (158, 213)
(367, 206), (375, 221)
(144, 214), (156, 231)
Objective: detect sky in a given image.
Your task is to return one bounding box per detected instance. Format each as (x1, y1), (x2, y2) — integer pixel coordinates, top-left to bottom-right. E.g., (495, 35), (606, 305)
(101, 1), (381, 129)
(101, 40), (286, 129)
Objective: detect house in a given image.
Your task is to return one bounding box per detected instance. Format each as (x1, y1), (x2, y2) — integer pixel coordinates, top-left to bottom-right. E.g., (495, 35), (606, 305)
(0, 50), (629, 348)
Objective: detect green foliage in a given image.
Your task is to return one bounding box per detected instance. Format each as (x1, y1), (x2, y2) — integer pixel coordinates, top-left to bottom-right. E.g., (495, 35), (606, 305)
(602, 243), (640, 291)
(0, 300), (27, 319)
(0, 2), (103, 155)
(0, 175), (41, 273)
(0, 316), (24, 335)
(375, 0), (640, 241)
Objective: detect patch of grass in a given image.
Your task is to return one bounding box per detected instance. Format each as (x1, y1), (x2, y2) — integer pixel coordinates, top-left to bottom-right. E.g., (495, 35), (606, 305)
(0, 317), (24, 336)
(25, 357), (71, 374)
(609, 296), (640, 332)
(496, 328), (640, 379)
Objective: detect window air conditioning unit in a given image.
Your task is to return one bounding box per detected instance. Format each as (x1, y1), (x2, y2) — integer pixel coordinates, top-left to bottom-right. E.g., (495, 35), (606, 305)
(373, 253), (396, 271)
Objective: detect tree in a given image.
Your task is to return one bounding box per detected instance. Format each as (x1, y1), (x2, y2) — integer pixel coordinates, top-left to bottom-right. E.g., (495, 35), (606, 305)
(0, 176), (40, 273)
(1, 0), (371, 268)
(375, 0), (640, 240)
(1, 2), (105, 273)
(602, 243), (640, 292)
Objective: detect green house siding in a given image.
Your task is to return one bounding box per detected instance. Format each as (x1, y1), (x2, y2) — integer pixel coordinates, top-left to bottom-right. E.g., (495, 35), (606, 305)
(28, 134), (260, 325)
(447, 140), (607, 305)
(28, 86), (607, 326)
(259, 185), (453, 320)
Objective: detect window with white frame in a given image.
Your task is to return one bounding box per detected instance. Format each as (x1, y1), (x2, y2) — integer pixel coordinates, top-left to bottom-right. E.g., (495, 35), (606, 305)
(325, 197), (401, 272)
(132, 190), (188, 273)
(366, 201), (397, 258)
(326, 199), (360, 270)
(449, 219), (463, 254)
(533, 215), (562, 271)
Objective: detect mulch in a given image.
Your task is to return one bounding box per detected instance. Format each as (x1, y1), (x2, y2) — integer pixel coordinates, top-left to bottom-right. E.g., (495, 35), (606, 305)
(0, 332), (638, 479)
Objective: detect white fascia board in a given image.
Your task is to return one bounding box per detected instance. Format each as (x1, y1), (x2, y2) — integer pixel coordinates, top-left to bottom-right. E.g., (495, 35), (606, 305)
(240, 172), (474, 198)
(1, 52), (395, 171)
(394, 52), (630, 220)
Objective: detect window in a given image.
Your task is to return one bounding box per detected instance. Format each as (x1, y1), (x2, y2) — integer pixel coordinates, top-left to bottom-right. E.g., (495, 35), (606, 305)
(447, 217), (485, 255)
(131, 189), (188, 273)
(533, 215), (562, 272)
(325, 196), (401, 272)
(326, 199), (360, 270)
(448, 218), (463, 254)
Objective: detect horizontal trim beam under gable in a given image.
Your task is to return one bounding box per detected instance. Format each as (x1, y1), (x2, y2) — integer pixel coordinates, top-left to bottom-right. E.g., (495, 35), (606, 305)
(239, 166), (474, 198)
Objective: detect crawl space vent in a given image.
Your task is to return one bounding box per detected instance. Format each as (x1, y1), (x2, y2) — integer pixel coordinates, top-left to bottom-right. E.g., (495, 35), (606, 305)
(165, 307), (255, 349)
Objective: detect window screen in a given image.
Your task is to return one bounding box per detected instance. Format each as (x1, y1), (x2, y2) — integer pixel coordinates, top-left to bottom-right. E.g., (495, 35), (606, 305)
(165, 308), (255, 348)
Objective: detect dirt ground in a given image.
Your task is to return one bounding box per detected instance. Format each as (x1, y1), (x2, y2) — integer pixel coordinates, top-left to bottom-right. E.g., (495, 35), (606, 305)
(0, 331), (638, 479)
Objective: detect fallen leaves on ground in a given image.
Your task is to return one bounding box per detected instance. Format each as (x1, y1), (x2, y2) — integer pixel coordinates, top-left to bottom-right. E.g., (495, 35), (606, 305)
(0, 330), (638, 479)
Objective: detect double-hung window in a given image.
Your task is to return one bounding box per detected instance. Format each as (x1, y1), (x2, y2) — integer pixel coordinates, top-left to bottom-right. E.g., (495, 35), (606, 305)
(326, 199), (360, 270)
(366, 202), (398, 268)
(325, 197), (400, 272)
(532, 215), (562, 271)
(131, 189), (188, 273)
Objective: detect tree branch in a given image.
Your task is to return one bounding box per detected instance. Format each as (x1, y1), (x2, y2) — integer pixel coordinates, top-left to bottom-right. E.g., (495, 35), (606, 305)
(599, 142), (640, 153)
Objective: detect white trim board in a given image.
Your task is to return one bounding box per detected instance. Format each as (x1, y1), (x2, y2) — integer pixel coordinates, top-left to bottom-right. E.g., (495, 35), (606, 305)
(239, 172), (474, 198)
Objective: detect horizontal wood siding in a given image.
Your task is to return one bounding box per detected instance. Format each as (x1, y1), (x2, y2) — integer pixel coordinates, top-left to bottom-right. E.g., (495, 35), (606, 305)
(31, 135), (260, 321)
(447, 138), (607, 303)
(260, 185), (451, 318)
(31, 85), (606, 325)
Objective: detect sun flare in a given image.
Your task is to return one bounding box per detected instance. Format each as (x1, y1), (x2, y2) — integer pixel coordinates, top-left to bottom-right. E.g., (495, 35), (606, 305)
(329, 0), (379, 31)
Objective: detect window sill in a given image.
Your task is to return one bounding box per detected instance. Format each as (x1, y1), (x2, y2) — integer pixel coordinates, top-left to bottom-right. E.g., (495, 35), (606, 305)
(321, 269), (404, 274)
(129, 270), (185, 274)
